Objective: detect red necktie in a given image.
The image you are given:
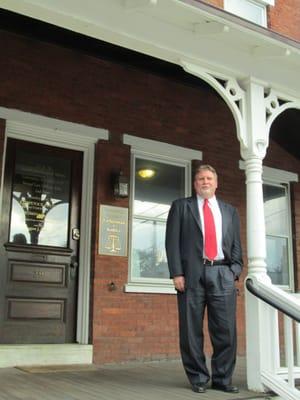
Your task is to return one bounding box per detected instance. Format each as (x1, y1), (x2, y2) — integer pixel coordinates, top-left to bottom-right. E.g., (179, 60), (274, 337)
(203, 199), (217, 260)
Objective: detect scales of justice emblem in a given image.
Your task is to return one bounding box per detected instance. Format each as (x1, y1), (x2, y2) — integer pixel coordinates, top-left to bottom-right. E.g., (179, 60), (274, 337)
(104, 225), (121, 253)
(99, 205), (128, 257)
(105, 233), (121, 253)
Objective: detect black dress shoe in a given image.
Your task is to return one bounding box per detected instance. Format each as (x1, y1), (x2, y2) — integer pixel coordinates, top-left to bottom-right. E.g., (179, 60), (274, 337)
(211, 383), (239, 393)
(191, 383), (207, 393)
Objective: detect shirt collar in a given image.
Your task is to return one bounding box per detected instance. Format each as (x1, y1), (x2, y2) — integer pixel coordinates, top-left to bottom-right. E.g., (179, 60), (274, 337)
(197, 194), (217, 206)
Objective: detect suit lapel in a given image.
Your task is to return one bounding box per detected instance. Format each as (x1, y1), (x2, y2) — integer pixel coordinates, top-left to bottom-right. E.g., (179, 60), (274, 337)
(187, 197), (230, 238)
(218, 199), (229, 240)
(187, 196), (202, 233)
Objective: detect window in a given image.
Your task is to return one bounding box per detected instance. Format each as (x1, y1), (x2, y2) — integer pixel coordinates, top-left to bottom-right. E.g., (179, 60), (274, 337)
(263, 183), (293, 288)
(132, 157), (186, 281)
(123, 134), (202, 293)
(224, 0), (274, 27)
(9, 147), (71, 247)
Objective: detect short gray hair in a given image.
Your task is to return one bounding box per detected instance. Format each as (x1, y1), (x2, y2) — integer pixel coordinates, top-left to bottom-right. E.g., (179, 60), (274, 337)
(193, 164), (218, 180)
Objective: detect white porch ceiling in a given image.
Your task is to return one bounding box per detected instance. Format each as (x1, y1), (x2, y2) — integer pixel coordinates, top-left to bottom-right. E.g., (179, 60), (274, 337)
(1, 0), (300, 97)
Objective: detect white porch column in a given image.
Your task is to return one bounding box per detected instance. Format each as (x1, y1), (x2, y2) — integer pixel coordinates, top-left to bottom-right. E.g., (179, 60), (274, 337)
(241, 80), (268, 276)
(245, 156), (267, 275)
(241, 80), (278, 392)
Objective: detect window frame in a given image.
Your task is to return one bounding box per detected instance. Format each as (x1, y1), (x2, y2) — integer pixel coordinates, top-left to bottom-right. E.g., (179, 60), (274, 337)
(123, 134), (202, 294)
(224, 0), (274, 27)
(263, 180), (294, 291)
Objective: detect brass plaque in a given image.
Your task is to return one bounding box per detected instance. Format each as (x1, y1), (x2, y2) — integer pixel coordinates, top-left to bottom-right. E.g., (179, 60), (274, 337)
(99, 205), (128, 256)
(10, 262), (65, 285)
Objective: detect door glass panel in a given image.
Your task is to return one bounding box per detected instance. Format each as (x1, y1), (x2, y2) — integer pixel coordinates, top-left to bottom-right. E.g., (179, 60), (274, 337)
(9, 149), (71, 247)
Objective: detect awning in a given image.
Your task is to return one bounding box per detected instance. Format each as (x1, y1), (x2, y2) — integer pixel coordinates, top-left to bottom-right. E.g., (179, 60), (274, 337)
(1, 0), (300, 96)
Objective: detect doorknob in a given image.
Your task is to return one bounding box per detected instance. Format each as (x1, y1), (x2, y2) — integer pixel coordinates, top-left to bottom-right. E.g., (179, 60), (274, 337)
(72, 228), (80, 240)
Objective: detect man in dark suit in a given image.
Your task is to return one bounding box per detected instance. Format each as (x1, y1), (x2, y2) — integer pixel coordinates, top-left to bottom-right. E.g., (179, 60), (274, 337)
(165, 164), (243, 394)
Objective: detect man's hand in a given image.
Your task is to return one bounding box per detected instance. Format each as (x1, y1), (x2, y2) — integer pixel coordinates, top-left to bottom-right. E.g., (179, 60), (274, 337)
(173, 276), (185, 292)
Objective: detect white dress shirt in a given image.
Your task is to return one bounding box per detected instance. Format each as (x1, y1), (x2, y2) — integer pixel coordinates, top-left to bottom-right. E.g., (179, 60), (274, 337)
(197, 195), (224, 260)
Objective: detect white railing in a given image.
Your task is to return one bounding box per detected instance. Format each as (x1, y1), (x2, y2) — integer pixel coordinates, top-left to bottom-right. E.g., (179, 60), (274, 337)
(246, 278), (300, 400)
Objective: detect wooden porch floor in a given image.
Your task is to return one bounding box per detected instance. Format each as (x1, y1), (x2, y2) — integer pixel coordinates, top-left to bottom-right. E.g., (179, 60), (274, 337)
(0, 357), (275, 400)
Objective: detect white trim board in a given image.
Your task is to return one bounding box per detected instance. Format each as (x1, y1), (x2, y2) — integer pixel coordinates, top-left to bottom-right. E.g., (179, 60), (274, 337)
(0, 344), (93, 368)
(0, 107), (109, 143)
(123, 134), (202, 161)
(239, 160), (299, 183)
(125, 282), (176, 294)
(0, 107), (109, 346)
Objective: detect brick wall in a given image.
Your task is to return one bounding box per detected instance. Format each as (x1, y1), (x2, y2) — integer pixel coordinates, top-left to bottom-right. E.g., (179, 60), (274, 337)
(0, 30), (299, 364)
(200, 0), (223, 8)
(268, 0), (300, 42)
(87, 44), (247, 362)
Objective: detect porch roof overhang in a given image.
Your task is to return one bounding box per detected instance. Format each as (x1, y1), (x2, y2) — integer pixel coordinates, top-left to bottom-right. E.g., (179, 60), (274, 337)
(1, 0), (300, 98)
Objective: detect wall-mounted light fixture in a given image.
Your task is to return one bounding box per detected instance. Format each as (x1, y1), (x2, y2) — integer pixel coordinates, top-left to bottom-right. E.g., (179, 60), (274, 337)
(137, 168), (156, 179)
(113, 170), (129, 198)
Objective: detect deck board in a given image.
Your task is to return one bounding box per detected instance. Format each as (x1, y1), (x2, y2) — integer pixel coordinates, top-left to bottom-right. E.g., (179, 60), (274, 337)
(0, 357), (273, 400)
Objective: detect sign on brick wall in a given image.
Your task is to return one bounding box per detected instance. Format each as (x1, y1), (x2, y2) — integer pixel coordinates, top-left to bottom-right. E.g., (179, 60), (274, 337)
(99, 205), (128, 256)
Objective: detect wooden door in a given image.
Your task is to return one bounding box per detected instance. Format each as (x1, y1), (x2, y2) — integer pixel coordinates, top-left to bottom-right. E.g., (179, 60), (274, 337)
(0, 139), (83, 344)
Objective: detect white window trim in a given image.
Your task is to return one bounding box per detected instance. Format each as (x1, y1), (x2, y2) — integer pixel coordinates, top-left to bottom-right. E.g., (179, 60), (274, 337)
(124, 134), (202, 294)
(240, 161), (298, 291)
(239, 161), (298, 184)
(255, 0), (275, 5)
(261, 165), (298, 184)
(224, 0), (275, 8)
(123, 134), (202, 161)
(224, 0), (275, 27)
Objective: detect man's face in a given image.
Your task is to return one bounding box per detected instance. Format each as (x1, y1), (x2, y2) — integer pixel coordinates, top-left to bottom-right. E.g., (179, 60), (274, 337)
(194, 169), (218, 199)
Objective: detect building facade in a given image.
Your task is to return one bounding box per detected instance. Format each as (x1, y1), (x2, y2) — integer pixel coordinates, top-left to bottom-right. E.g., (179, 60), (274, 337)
(0, 0), (300, 395)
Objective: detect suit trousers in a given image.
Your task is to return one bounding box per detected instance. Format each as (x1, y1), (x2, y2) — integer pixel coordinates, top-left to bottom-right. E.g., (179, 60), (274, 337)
(177, 264), (237, 386)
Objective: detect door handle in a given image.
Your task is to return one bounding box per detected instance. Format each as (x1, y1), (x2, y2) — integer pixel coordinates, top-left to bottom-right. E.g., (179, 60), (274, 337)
(72, 228), (80, 241)
(71, 260), (78, 269)
(70, 256), (78, 279)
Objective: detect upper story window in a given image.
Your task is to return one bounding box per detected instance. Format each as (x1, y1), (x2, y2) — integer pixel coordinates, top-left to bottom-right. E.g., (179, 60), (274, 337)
(224, 0), (275, 27)
(123, 134), (202, 293)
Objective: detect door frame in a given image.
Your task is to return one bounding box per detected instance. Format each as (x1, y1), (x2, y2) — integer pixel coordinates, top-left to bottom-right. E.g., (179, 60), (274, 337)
(0, 107), (109, 344)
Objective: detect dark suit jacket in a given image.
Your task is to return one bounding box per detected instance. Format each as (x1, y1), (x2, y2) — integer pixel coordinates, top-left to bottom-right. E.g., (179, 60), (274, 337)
(165, 195), (243, 288)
